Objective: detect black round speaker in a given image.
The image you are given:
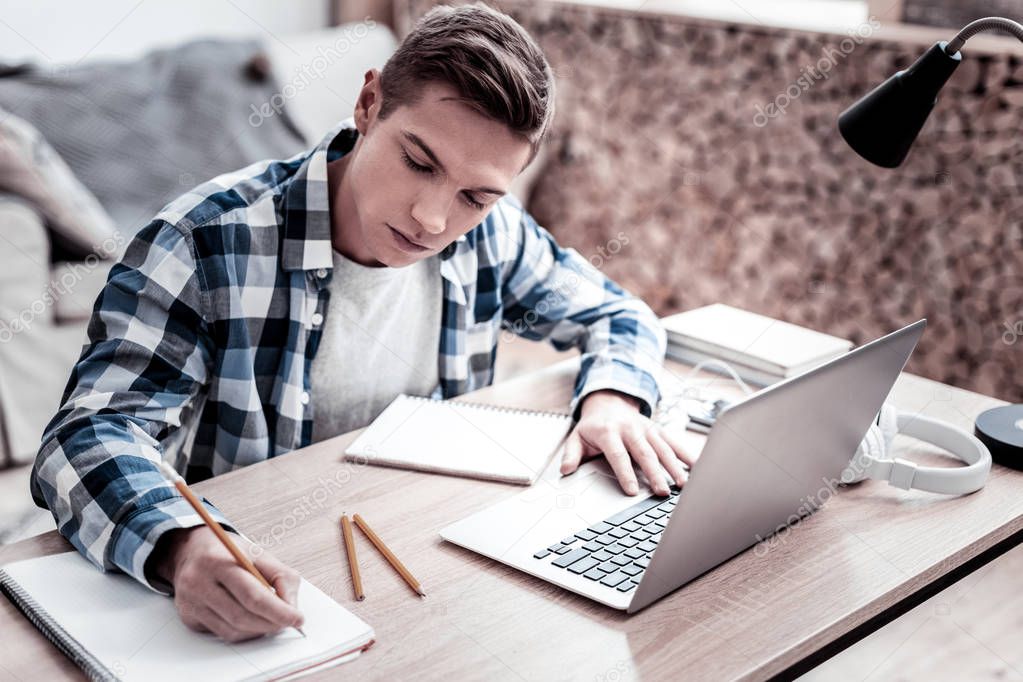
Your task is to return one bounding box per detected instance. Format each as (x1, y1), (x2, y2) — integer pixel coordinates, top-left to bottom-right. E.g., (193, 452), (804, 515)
(975, 404), (1023, 470)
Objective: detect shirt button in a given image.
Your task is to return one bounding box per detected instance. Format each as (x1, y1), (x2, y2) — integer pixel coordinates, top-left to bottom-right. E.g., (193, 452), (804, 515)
(300, 391), (310, 405)
(315, 268), (328, 279)
(311, 312), (324, 327)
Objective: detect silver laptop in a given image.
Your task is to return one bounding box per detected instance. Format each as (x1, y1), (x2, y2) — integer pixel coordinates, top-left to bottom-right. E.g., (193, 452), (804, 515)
(440, 320), (926, 613)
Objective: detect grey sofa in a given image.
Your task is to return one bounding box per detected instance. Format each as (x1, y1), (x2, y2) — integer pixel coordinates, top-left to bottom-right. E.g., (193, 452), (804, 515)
(0, 23), (400, 468)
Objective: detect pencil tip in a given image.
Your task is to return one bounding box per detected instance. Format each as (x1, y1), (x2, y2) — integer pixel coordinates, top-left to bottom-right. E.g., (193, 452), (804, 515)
(295, 626), (307, 637)
(417, 589), (426, 598)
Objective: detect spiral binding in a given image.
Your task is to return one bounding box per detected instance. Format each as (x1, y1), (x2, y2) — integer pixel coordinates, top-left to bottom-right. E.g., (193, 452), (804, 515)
(401, 394), (571, 421)
(0, 568), (119, 682)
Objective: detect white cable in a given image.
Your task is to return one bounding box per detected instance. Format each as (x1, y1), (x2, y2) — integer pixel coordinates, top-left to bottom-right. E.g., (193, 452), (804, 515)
(657, 358), (755, 428)
(681, 359), (757, 396)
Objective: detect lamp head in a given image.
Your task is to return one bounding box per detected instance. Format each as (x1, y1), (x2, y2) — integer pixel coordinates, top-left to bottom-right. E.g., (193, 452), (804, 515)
(838, 41), (962, 168)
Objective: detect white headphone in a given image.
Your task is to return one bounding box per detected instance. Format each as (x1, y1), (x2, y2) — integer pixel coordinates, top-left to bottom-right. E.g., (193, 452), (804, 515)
(840, 403), (992, 495)
(666, 360), (993, 496)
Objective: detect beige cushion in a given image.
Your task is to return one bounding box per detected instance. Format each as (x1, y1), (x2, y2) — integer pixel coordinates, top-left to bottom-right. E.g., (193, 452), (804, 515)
(0, 196), (53, 329)
(50, 259), (117, 323)
(0, 196), (90, 467)
(0, 109), (118, 259)
(0, 319), (87, 466)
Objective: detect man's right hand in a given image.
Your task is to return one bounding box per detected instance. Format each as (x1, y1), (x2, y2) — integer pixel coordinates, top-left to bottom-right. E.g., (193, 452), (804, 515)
(149, 526), (305, 642)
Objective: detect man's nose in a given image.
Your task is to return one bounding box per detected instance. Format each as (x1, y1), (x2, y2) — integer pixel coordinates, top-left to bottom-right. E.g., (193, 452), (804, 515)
(410, 192), (449, 236)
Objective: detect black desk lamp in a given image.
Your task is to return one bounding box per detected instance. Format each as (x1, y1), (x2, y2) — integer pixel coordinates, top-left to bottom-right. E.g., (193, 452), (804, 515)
(837, 16), (1023, 468)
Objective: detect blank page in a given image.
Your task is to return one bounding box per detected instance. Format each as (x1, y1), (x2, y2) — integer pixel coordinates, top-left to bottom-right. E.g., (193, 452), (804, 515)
(345, 395), (572, 485)
(1, 552), (373, 682)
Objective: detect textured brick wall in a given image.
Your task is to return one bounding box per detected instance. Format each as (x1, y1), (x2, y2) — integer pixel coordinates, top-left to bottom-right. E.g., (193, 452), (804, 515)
(397, 0), (1023, 401)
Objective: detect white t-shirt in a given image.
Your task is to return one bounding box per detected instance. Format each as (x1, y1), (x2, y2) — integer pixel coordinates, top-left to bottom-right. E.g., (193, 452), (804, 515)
(309, 249), (442, 442)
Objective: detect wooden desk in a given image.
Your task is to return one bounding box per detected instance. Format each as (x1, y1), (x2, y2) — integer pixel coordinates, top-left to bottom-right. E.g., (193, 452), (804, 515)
(1, 359), (1019, 681)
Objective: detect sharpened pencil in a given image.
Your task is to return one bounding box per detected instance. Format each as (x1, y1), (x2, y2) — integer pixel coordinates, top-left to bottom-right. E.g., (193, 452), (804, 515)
(157, 460), (307, 637)
(352, 513), (425, 597)
(340, 515), (365, 601)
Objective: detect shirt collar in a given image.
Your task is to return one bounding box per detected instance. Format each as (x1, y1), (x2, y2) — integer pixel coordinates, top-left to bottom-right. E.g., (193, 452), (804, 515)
(279, 118), (470, 274)
(280, 119), (357, 272)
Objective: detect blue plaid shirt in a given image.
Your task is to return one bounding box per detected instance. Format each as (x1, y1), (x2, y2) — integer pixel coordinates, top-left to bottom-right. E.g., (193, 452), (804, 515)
(30, 121), (666, 592)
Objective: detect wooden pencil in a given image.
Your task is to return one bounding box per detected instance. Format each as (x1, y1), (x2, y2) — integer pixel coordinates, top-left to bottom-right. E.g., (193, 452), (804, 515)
(352, 513), (425, 597)
(157, 461), (306, 637)
(340, 515), (365, 601)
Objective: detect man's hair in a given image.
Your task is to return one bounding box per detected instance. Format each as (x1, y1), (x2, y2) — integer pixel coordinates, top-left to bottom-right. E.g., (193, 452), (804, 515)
(378, 3), (556, 161)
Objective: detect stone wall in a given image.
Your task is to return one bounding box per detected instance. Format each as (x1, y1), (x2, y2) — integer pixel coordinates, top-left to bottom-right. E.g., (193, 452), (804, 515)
(902, 0), (1023, 29)
(397, 0), (1023, 402)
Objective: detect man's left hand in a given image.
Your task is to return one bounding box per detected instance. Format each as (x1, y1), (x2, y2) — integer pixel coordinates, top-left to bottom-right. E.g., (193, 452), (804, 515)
(561, 390), (695, 496)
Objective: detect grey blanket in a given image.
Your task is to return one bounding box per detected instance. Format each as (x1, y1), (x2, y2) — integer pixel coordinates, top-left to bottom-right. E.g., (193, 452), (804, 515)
(0, 40), (306, 233)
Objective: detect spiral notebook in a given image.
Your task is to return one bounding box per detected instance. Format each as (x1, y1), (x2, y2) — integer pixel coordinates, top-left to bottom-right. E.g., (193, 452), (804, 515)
(0, 551), (375, 682)
(344, 394), (573, 485)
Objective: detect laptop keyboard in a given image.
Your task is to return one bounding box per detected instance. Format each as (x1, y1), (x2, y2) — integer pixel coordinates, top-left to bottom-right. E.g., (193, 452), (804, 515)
(532, 486), (680, 592)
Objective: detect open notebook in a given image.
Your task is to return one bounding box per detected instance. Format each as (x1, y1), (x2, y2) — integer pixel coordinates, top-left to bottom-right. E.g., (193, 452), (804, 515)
(345, 394), (573, 485)
(0, 552), (374, 682)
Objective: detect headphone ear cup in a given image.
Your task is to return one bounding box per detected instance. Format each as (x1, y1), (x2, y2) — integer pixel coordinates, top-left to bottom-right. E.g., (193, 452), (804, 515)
(877, 402), (900, 451)
(843, 423), (885, 484)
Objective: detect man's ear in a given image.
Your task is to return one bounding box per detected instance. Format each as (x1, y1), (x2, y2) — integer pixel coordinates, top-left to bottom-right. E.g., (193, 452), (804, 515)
(354, 69), (382, 135)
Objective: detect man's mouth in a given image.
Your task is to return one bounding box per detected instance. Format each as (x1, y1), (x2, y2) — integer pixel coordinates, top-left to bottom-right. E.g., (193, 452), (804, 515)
(388, 225), (431, 253)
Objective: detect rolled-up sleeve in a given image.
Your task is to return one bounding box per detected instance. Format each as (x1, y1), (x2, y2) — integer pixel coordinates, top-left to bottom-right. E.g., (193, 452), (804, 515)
(30, 219), (234, 593)
(498, 200), (666, 418)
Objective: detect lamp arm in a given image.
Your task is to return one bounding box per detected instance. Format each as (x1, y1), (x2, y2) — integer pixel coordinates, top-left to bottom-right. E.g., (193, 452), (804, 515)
(945, 16), (1023, 55)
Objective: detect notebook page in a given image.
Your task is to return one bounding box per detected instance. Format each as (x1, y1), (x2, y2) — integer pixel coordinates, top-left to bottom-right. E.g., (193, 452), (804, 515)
(1, 552), (373, 682)
(346, 395), (572, 484)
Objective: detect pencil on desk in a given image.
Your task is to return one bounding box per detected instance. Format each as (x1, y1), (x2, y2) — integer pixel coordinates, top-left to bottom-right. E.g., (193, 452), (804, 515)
(352, 513), (426, 597)
(340, 515), (365, 601)
(156, 460), (307, 637)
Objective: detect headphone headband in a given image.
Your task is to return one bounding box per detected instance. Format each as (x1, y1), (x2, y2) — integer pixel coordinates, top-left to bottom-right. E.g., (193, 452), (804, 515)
(857, 411), (991, 495)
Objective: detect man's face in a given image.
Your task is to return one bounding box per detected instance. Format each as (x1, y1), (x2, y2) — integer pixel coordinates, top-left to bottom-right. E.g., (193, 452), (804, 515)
(340, 74), (533, 267)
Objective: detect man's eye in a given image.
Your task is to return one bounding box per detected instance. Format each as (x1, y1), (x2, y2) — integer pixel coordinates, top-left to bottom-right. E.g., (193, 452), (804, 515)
(402, 148), (486, 210)
(401, 150), (432, 174)
(463, 193), (485, 210)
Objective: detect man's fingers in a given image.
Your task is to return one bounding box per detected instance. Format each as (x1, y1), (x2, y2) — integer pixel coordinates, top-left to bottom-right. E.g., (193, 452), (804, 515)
(170, 529), (304, 640)
(259, 554), (306, 614)
(588, 429), (640, 495)
(254, 552), (303, 610)
(659, 426), (697, 467)
(560, 429), (584, 476)
(221, 565), (304, 629)
(270, 572), (301, 608)
(176, 596), (210, 633)
(193, 604), (255, 643)
(647, 426), (688, 487)
(205, 581), (282, 635)
(173, 563), (270, 638)
(622, 427), (671, 496)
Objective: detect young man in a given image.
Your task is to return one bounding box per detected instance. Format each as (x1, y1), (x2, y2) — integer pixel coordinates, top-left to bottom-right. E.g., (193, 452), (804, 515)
(31, 4), (691, 641)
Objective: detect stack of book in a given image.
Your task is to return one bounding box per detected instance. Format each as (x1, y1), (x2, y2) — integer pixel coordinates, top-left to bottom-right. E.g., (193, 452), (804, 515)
(661, 304), (853, 387)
